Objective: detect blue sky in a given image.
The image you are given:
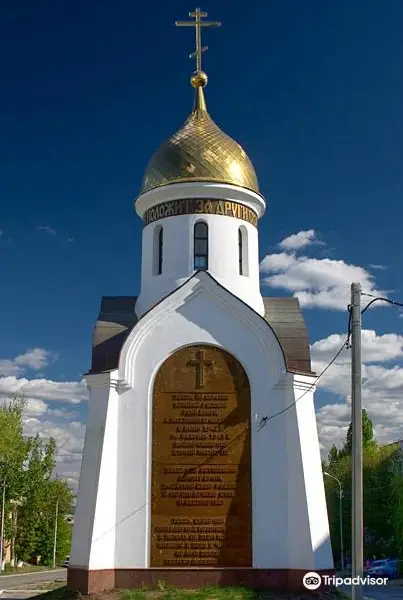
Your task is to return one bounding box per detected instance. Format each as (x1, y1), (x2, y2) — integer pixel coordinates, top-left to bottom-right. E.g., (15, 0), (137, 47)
(0, 0), (402, 487)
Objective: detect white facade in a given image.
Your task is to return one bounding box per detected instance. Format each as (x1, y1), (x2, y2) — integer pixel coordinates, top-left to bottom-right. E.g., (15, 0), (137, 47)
(134, 182), (266, 318)
(71, 272), (333, 572)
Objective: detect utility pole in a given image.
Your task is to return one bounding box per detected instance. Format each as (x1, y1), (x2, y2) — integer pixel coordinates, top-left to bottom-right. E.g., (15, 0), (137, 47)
(0, 481), (5, 574)
(351, 282), (363, 600)
(324, 472), (344, 572)
(52, 499), (59, 569)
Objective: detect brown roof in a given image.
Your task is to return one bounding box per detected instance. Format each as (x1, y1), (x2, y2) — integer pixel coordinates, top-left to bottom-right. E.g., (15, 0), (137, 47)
(262, 297), (313, 375)
(90, 296), (138, 374)
(89, 287), (313, 375)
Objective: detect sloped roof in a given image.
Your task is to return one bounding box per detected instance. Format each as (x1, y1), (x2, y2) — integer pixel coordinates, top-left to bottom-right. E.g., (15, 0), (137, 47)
(262, 297), (313, 375)
(89, 291), (313, 376)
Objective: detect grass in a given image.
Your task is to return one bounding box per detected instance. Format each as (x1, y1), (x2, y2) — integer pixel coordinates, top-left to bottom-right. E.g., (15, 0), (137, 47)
(29, 585), (345, 600)
(121, 586), (259, 600)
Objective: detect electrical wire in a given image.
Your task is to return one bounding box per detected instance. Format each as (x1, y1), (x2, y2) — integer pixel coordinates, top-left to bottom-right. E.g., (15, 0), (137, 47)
(361, 292), (403, 314)
(258, 335), (350, 431)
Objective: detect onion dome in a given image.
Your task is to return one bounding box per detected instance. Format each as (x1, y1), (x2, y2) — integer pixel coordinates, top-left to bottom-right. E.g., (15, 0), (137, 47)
(140, 70), (259, 195)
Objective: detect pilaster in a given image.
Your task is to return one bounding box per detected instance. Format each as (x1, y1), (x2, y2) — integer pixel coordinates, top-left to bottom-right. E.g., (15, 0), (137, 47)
(70, 370), (124, 570)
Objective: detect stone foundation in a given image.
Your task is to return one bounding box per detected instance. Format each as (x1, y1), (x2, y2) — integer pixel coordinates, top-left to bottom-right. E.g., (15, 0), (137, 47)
(67, 568), (336, 595)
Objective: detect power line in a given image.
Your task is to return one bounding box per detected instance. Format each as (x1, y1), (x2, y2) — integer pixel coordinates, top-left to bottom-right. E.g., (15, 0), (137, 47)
(361, 292), (403, 314)
(258, 334), (350, 431)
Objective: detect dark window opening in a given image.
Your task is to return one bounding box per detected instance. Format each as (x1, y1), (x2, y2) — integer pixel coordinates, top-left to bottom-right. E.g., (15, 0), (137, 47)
(194, 221), (208, 270)
(239, 228), (243, 275)
(158, 227), (163, 275)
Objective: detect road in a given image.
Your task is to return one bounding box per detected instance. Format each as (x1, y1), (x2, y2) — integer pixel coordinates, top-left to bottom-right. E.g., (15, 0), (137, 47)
(0, 593), (42, 600)
(0, 568), (66, 590)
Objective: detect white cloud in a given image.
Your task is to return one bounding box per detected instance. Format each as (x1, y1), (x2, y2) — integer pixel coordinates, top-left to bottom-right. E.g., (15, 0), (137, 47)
(369, 264), (387, 270)
(260, 251), (386, 311)
(15, 348), (56, 370)
(37, 225), (56, 236)
(312, 330), (403, 364)
(0, 395), (86, 491)
(0, 348), (55, 377)
(0, 375), (88, 404)
(22, 415), (85, 491)
(311, 330), (403, 455)
(25, 398), (49, 417)
(278, 229), (321, 251)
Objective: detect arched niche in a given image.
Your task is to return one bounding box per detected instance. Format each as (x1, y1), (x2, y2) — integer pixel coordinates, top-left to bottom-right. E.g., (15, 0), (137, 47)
(151, 344), (252, 568)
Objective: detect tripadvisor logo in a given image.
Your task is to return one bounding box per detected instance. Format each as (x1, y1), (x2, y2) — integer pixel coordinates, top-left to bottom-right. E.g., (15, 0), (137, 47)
(303, 572), (322, 590)
(303, 572), (388, 589)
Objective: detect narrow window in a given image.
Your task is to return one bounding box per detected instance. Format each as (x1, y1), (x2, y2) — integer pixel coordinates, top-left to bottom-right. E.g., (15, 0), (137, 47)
(153, 225), (163, 275)
(238, 228), (243, 275)
(158, 227), (163, 275)
(194, 221), (208, 270)
(238, 226), (249, 276)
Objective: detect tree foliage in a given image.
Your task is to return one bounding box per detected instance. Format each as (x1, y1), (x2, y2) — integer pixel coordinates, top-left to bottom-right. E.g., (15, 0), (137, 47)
(0, 399), (74, 566)
(323, 409), (403, 565)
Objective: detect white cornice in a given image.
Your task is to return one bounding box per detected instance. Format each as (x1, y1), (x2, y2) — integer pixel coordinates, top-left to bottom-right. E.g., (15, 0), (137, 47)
(84, 371), (131, 394)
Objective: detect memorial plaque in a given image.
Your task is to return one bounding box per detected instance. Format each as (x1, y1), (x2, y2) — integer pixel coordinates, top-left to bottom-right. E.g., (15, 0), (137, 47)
(151, 345), (252, 567)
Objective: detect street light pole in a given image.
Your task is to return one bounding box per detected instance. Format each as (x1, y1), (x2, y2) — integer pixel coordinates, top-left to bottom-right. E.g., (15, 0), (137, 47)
(324, 472), (344, 572)
(52, 499), (59, 569)
(0, 481), (5, 574)
(351, 282), (363, 600)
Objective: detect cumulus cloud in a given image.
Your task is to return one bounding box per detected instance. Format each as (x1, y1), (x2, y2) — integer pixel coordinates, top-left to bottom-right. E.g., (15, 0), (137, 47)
(312, 330), (403, 364)
(0, 348), (55, 377)
(0, 393), (86, 491)
(278, 229), (322, 251)
(0, 375), (88, 404)
(23, 415), (86, 491)
(312, 330), (403, 455)
(260, 249), (386, 311)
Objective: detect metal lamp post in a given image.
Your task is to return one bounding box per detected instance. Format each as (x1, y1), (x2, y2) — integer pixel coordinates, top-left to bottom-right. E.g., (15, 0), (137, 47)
(324, 471), (344, 572)
(9, 497), (26, 567)
(0, 480), (5, 574)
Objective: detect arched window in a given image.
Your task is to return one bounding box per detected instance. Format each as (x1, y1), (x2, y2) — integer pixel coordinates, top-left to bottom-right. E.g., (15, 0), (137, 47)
(238, 226), (249, 276)
(153, 225), (163, 275)
(194, 221), (208, 270)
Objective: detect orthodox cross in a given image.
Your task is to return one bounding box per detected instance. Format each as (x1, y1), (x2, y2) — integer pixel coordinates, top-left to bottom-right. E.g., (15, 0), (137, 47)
(188, 349), (214, 388)
(175, 8), (221, 73)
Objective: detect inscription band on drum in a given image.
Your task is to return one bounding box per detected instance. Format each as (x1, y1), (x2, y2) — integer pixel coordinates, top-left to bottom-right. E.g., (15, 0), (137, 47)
(143, 199), (258, 227)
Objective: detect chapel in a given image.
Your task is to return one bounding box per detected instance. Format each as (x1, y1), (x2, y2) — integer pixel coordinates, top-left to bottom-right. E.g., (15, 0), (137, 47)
(69, 8), (334, 594)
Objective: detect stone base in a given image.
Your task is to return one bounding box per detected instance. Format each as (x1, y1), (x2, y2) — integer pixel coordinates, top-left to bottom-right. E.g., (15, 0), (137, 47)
(67, 568), (336, 595)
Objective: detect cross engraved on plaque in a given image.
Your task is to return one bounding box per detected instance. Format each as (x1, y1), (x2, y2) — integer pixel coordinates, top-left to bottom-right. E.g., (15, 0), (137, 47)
(188, 349), (214, 388)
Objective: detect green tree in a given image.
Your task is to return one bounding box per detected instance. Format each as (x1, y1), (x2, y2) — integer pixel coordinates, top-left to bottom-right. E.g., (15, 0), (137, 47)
(16, 435), (57, 562)
(341, 409), (376, 457)
(324, 410), (401, 562)
(34, 479), (74, 565)
(0, 399), (31, 556)
(0, 399), (75, 566)
(328, 444), (339, 466)
(392, 474), (403, 575)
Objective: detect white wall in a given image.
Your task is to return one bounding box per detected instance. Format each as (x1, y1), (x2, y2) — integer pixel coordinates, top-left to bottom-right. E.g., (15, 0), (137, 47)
(71, 274), (333, 572)
(70, 373), (119, 569)
(134, 182), (266, 318)
(137, 214), (261, 317)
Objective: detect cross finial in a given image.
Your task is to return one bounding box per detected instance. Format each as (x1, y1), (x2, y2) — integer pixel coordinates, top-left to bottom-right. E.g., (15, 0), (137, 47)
(175, 8), (221, 76)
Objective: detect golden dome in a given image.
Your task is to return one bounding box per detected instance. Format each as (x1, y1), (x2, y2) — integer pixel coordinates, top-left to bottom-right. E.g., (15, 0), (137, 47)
(140, 77), (259, 195)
